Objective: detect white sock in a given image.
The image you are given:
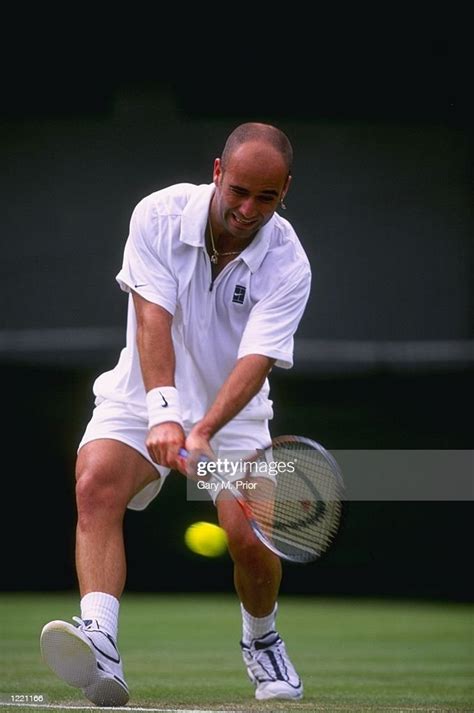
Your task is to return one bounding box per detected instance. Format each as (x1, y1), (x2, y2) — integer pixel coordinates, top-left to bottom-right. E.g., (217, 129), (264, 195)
(80, 592), (119, 641)
(241, 602), (278, 644)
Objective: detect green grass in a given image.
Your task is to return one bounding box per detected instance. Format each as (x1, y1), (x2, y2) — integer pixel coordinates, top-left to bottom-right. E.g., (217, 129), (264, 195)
(0, 593), (472, 712)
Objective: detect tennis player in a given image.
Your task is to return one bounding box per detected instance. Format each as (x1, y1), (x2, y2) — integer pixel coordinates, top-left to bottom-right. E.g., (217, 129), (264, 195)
(40, 122), (311, 705)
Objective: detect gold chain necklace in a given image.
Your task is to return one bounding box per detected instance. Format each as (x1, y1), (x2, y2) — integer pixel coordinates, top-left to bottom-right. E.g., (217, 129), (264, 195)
(208, 217), (241, 265)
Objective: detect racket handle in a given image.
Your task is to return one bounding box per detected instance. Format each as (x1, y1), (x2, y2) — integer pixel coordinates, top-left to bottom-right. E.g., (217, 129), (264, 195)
(178, 447), (209, 464)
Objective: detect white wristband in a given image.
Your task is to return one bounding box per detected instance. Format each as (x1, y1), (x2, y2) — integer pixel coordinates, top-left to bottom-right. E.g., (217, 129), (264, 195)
(146, 386), (183, 429)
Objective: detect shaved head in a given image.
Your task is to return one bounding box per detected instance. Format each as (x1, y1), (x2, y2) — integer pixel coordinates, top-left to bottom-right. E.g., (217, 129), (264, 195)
(221, 122), (293, 176)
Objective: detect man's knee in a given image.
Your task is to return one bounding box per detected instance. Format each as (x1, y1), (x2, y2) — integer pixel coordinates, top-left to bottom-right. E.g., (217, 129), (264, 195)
(76, 463), (129, 520)
(226, 526), (265, 566)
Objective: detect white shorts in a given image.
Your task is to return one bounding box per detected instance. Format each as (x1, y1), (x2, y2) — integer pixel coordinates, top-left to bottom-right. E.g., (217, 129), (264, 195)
(78, 397), (272, 510)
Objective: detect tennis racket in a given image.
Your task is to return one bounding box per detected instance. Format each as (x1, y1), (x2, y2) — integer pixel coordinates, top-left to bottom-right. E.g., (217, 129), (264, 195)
(179, 435), (344, 564)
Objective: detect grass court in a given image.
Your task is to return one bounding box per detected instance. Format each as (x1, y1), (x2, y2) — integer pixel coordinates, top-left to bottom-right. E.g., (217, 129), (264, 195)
(0, 593), (472, 712)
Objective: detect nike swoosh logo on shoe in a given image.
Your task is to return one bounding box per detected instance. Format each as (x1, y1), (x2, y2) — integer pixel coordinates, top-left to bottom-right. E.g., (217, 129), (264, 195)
(85, 633), (121, 664)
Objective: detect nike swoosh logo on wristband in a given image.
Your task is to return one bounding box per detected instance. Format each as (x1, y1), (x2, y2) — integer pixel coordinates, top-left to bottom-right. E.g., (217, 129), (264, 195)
(159, 392), (169, 407)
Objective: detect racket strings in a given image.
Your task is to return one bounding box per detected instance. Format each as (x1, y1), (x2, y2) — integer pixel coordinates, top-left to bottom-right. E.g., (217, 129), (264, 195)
(245, 440), (344, 563)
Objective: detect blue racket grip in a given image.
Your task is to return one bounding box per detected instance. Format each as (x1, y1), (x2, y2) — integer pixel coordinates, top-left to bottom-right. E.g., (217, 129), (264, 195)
(178, 447), (209, 463)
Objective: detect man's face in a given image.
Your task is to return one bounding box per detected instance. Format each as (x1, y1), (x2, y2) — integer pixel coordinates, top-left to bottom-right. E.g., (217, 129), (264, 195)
(212, 142), (291, 241)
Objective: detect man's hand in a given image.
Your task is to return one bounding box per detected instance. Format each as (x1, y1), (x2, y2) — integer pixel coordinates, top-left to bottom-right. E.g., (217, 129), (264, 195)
(145, 422), (185, 471)
(176, 425), (216, 481)
(185, 428), (214, 459)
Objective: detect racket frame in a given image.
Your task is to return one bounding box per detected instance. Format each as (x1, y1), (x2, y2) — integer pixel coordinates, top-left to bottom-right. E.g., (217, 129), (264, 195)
(179, 435), (344, 564)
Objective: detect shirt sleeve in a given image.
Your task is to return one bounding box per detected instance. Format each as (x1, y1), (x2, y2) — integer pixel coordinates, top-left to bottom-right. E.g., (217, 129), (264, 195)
(238, 269), (312, 369)
(115, 197), (178, 315)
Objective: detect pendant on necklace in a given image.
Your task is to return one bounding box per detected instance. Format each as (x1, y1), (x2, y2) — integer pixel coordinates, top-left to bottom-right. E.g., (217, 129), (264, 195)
(211, 253), (219, 264)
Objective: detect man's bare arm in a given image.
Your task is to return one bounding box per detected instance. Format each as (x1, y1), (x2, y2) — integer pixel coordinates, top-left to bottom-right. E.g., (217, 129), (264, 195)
(132, 290), (184, 467)
(186, 354), (275, 454)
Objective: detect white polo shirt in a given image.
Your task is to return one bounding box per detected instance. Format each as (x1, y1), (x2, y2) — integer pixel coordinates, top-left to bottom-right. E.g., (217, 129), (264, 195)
(93, 182), (311, 426)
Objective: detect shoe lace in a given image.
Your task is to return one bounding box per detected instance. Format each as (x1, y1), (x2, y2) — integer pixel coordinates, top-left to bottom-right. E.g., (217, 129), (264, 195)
(72, 616), (97, 630)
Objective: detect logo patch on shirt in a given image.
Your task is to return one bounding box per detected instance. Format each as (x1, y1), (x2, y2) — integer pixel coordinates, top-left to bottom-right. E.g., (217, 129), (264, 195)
(232, 285), (246, 304)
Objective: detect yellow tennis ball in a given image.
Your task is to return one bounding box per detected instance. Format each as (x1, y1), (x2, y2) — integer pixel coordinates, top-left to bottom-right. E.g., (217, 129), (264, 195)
(184, 521), (228, 557)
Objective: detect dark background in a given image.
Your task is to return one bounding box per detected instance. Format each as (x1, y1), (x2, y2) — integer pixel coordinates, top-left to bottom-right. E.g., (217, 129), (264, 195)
(1, 27), (472, 601)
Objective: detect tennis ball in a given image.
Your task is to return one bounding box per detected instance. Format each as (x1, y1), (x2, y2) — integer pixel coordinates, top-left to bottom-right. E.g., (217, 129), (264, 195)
(184, 521), (228, 557)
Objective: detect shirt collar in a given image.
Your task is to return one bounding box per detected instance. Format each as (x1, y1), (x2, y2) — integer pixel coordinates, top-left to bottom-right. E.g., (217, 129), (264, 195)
(180, 182), (273, 274)
(180, 183), (214, 248)
(239, 221), (272, 274)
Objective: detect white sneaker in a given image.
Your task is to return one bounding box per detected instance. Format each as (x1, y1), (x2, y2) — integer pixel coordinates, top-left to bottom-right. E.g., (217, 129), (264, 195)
(241, 630), (303, 701)
(40, 617), (129, 706)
